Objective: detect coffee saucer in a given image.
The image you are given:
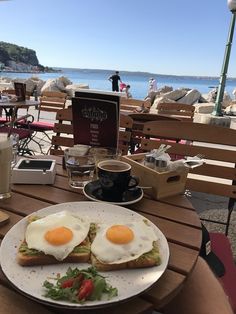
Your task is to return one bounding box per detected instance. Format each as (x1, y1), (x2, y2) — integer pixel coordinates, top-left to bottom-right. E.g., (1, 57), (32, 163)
(83, 180), (143, 205)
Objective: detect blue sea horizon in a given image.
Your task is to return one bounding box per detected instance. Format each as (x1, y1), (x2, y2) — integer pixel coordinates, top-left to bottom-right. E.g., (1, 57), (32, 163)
(1, 67), (236, 100)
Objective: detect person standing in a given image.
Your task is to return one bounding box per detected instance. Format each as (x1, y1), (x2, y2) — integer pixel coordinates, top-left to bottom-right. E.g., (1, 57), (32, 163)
(123, 84), (132, 98)
(232, 87), (236, 100)
(108, 71), (122, 92)
(148, 77), (157, 92)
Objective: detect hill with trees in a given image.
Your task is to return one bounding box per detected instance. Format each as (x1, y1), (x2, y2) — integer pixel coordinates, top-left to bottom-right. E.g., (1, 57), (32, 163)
(0, 41), (55, 72)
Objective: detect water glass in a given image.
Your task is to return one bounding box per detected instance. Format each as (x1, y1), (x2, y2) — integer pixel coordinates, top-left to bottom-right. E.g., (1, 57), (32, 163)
(0, 133), (13, 199)
(89, 147), (122, 164)
(64, 148), (95, 188)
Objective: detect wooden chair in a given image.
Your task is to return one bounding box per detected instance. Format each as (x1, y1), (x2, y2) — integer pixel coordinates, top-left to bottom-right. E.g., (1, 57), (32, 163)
(2, 88), (30, 98)
(0, 114), (34, 155)
(128, 113), (180, 153)
(156, 102), (195, 121)
(1, 89), (16, 96)
(50, 108), (73, 155)
(37, 91), (67, 121)
(50, 108), (133, 156)
(140, 120), (236, 235)
(18, 91), (67, 153)
(120, 97), (151, 112)
(119, 114), (133, 154)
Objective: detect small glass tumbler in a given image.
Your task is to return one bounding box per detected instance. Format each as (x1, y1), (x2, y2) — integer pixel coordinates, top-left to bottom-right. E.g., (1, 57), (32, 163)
(64, 148), (95, 188)
(89, 147), (122, 178)
(89, 147), (122, 163)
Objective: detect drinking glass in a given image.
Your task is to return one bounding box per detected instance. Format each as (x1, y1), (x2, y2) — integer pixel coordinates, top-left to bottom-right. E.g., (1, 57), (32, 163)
(89, 147), (122, 164)
(89, 147), (122, 179)
(64, 148), (95, 188)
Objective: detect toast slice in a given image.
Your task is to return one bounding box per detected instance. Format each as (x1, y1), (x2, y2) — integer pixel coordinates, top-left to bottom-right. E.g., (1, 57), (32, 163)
(17, 215), (91, 266)
(17, 237), (91, 266)
(90, 221), (162, 271)
(90, 241), (161, 271)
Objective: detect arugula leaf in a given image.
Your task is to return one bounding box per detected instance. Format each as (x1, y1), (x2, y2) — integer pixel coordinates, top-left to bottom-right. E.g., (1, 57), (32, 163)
(104, 284), (118, 300)
(42, 266), (118, 304)
(88, 276), (106, 300)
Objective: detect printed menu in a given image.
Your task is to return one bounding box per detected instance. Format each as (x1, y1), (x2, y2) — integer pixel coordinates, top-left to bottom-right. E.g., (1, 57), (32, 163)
(14, 82), (26, 101)
(72, 90), (120, 148)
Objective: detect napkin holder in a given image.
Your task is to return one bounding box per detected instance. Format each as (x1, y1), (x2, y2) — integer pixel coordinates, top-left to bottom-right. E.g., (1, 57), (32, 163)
(12, 159), (56, 184)
(122, 153), (188, 200)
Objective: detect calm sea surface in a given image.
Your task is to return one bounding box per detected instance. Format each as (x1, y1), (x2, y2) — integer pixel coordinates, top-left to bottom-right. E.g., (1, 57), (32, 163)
(2, 68), (236, 100)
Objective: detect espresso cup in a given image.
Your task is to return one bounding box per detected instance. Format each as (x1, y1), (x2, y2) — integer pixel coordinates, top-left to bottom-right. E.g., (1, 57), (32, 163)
(97, 159), (139, 201)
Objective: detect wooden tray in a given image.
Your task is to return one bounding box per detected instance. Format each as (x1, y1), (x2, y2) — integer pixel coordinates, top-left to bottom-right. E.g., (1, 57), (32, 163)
(122, 153), (188, 199)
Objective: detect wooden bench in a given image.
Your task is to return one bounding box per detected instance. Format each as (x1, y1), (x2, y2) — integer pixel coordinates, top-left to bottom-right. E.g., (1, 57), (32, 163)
(129, 113), (180, 152)
(141, 120), (236, 235)
(120, 97), (151, 112)
(156, 103), (195, 121)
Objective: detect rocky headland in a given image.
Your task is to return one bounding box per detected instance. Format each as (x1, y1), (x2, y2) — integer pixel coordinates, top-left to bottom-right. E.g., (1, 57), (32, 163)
(0, 41), (57, 73)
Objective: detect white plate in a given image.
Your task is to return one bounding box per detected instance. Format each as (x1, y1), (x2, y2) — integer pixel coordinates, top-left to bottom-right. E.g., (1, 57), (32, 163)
(0, 202), (169, 310)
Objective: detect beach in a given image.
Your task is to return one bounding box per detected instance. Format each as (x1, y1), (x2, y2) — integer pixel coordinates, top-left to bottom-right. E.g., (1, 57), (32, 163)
(2, 68), (236, 100)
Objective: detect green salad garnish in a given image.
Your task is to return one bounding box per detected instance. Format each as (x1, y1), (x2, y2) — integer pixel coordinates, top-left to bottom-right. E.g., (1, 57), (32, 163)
(43, 266), (118, 303)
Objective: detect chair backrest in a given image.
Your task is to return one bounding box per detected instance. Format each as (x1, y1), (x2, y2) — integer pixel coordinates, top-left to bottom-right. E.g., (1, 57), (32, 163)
(156, 102), (195, 121)
(37, 91), (67, 120)
(120, 97), (151, 111)
(119, 114), (133, 155)
(50, 108), (133, 156)
(2, 89), (31, 98)
(141, 120), (236, 210)
(129, 113), (180, 131)
(50, 108), (73, 155)
(128, 113), (180, 153)
(2, 89), (16, 95)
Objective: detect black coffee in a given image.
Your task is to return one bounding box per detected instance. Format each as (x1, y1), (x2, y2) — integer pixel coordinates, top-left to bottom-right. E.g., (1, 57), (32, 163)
(100, 164), (128, 171)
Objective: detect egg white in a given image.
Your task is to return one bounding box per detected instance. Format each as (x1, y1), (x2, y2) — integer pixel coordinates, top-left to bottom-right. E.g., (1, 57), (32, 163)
(91, 220), (157, 264)
(25, 211), (90, 261)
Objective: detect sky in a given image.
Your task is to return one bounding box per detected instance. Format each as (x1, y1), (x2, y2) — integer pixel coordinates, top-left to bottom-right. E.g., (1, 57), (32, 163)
(0, 0), (236, 77)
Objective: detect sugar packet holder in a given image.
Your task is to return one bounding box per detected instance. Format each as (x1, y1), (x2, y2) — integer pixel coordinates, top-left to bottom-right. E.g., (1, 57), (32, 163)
(144, 145), (204, 173)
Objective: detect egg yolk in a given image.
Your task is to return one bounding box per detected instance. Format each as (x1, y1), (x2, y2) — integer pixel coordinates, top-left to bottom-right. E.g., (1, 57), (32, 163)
(106, 225), (134, 244)
(44, 226), (73, 245)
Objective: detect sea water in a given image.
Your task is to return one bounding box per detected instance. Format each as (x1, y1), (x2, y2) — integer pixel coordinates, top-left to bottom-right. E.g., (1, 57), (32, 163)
(2, 68), (236, 100)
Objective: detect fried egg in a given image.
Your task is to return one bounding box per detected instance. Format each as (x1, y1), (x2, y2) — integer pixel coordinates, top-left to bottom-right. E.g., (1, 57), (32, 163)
(91, 220), (157, 264)
(25, 211), (90, 261)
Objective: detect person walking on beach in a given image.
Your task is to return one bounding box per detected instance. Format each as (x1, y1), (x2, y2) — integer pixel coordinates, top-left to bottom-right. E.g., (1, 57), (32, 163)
(108, 71), (122, 92)
(148, 77), (157, 92)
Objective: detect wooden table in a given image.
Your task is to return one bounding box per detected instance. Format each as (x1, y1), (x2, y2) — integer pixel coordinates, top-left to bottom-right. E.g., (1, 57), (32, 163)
(0, 99), (39, 121)
(0, 156), (202, 314)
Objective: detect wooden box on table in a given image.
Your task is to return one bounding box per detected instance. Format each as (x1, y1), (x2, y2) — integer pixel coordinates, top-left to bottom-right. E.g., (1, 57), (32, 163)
(121, 153), (188, 200)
